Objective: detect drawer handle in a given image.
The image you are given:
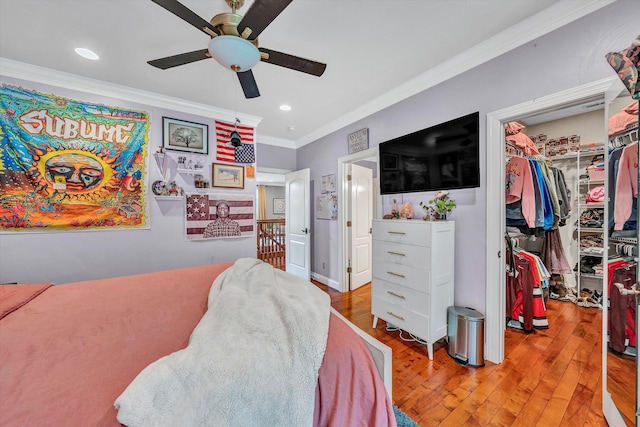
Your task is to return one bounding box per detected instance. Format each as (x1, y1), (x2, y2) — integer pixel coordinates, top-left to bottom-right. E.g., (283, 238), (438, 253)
(387, 271), (406, 278)
(387, 291), (405, 299)
(387, 311), (405, 321)
(387, 251), (406, 256)
(387, 231), (406, 235)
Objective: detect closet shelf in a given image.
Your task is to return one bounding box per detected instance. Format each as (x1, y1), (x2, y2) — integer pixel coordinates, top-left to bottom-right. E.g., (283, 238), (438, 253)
(579, 203), (604, 208)
(610, 236), (638, 244)
(578, 148), (605, 157)
(578, 273), (603, 280)
(176, 168), (206, 176)
(579, 251), (604, 257)
(154, 196), (184, 201)
(579, 179), (604, 186)
(579, 227), (604, 233)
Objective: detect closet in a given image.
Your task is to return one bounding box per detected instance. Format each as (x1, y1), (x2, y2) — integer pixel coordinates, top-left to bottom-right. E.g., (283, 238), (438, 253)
(504, 107), (607, 331)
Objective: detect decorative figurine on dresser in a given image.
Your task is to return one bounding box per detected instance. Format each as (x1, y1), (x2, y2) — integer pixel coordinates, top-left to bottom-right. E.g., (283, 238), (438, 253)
(371, 219), (455, 360)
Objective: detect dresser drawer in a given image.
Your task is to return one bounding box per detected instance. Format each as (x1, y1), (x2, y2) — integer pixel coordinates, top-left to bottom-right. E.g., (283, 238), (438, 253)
(372, 240), (431, 268)
(372, 278), (430, 313)
(372, 296), (430, 341)
(372, 220), (431, 246)
(373, 261), (430, 293)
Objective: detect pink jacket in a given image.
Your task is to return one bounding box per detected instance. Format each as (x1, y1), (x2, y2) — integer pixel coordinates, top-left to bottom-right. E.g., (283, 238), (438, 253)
(506, 156), (536, 228)
(614, 142), (638, 230)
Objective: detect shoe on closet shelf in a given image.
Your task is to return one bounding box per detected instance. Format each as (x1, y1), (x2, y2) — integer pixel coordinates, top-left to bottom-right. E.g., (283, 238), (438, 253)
(585, 297), (602, 309)
(579, 288), (593, 298)
(592, 289), (603, 305)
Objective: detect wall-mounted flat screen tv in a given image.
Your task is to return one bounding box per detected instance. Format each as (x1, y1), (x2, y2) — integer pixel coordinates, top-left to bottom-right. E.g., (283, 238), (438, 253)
(378, 112), (480, 195)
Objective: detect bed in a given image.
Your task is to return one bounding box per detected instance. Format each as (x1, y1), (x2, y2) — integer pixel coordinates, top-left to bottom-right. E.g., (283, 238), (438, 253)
(0, 258), (395, 426)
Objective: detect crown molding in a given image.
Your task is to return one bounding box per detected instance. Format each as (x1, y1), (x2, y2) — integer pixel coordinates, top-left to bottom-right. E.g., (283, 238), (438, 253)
(294, 0), (617, 149)
(257, 134), (296, 149)
(0, 58), (262, 128)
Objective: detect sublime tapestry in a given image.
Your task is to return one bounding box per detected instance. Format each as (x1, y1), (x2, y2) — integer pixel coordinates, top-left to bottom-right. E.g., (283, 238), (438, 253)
(0, 86), (149, 231)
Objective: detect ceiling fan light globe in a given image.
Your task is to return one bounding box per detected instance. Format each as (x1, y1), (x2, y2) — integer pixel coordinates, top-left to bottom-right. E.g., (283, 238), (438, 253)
(208, 36), (260, 72)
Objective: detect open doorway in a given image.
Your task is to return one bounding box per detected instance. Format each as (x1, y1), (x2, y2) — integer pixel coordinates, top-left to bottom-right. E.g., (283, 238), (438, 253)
(485, 77), (618, 365)
(256, 168), (288, 270)
(337, 147), (381, 292)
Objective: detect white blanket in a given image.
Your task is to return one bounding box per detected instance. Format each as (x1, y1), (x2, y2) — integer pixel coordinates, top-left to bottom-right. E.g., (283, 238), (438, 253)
(115, 258), (331, 427)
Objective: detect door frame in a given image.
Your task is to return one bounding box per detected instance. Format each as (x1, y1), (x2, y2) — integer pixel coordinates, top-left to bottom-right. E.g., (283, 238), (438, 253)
(338, 146), (381, 293)
(485, 76), (623, 423)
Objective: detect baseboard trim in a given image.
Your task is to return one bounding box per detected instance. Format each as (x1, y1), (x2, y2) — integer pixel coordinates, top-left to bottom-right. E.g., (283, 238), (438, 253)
(311, 272), (340, 291)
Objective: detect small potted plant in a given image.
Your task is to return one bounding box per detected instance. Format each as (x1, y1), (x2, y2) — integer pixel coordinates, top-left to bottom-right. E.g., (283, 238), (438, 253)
(420, 191), (456, 220)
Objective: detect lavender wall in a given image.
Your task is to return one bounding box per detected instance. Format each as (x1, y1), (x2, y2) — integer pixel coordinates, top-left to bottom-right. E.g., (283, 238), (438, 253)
(296, 0), (638, 308)
(256, 144), (296, 171)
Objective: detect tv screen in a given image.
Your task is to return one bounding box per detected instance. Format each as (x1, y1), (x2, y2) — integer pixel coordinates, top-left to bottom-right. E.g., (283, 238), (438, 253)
(378, 112), (479, 195)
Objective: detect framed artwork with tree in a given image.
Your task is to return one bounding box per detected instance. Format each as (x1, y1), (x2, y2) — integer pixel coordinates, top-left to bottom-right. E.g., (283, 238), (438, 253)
(162, 117), (208, 154)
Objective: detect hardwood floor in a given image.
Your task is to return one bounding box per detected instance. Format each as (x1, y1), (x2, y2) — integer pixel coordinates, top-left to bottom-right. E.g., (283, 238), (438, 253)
(313, 281), (611, 426)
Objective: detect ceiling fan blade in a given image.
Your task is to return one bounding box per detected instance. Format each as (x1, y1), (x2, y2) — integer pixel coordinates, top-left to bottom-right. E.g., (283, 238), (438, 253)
(237, 70), (260, 99)
(148, 49), (211, 70)
(151, 0), (220, 37)
(259, 48), (326, 77)
(237, 0), (293, 40)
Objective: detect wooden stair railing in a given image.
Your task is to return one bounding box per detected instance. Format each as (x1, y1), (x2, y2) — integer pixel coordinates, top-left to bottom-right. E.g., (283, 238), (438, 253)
(257, 219), (286, 270)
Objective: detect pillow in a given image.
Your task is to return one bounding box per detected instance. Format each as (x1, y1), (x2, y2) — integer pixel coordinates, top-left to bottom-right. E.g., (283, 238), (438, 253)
(606, 35), (640, 100)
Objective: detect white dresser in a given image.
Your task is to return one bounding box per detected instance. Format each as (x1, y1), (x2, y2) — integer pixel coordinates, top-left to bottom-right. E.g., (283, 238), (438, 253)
(371, 219), (455, 360)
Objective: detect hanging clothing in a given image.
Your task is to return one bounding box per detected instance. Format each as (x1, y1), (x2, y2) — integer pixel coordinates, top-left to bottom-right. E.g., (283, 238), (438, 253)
(609, 265), (637, 353)
(540, 229), (572, 274)
(538, 161), (561, 229)
(505, 156), (565, 233)
(505, 242), (549, 332)
(550, 167), (571, 226)
(529, 160), (545, 229)
(532, 160), (555, 231)
(614, 142), (638, 230)
(506, 156), (536, 228)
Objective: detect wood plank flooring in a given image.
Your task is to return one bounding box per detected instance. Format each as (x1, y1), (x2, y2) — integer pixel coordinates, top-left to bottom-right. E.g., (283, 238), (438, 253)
(313, 281), (615, 426)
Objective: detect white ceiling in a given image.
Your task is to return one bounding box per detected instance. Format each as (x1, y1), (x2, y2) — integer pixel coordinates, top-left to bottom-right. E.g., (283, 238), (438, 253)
(0, 0), (612, 148)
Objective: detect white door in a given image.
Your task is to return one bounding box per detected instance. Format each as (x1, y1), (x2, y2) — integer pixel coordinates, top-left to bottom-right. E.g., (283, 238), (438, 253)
(285, 168), (310, 280)
(349, 164), (373, 290)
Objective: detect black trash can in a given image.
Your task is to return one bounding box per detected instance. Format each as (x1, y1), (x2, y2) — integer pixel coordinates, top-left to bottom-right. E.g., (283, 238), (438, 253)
(446, 306), (485, 367)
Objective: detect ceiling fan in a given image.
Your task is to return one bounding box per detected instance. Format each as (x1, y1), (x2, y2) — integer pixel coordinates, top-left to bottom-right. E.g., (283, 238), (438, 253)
(148, 0), (327, 99)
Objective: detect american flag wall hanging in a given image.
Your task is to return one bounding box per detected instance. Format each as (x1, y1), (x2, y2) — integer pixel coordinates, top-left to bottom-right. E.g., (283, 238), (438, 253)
(185, 193), (255, 240)
(215, 120), (255, 164)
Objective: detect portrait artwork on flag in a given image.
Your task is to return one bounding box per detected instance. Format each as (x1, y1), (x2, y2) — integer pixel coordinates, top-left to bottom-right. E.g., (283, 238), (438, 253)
(185, 193), (255, 240)
(0, 85), (149, 231)
(215, 120), (255, 164)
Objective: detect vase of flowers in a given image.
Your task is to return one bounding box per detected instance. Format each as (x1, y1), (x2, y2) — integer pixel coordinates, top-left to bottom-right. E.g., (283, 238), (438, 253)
(420, 191), (456, 221)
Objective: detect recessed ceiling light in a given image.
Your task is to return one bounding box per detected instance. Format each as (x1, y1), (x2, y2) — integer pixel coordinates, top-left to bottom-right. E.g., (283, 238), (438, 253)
(75, 48), (99, 60)
(287, 126), (296, 131)
(279, 104), (291, 111)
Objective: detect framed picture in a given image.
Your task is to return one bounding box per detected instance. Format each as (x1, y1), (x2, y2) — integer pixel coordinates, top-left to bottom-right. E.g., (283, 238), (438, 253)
(163, 117), (208, 154)
(273, 198), (285, 214)
(321, 173), (336, 194)
(212, 163), (244, 189)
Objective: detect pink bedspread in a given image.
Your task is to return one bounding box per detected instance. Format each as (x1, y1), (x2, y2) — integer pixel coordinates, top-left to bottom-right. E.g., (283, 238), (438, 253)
(0, 263), (394, 426)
